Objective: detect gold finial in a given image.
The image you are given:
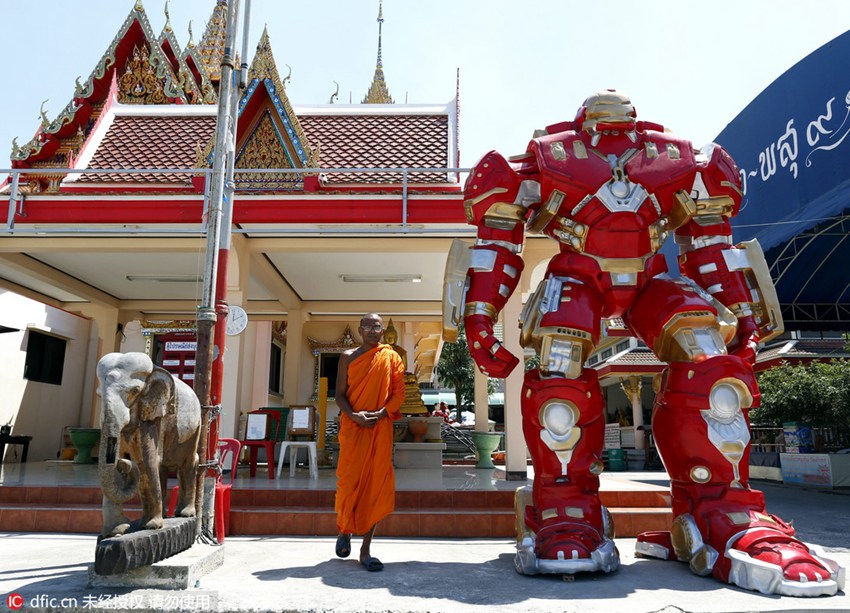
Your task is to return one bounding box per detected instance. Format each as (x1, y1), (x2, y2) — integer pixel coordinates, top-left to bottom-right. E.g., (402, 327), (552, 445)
(164, 0), (172, 32)
(329, 81), (339, 104)
(188, 20), (195, 47)
(363, 1), (393, 104)
(283, 63), (292, 86)
(11, 137), (20, 157)
(74, 76), (83, 97)
(135, 0), (144, 10)
(39, 100), (50, 128)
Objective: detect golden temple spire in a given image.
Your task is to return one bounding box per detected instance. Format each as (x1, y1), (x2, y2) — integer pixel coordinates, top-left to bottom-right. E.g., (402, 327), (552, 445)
(198, 0), (227, 83)
(362, 1), (393, 104)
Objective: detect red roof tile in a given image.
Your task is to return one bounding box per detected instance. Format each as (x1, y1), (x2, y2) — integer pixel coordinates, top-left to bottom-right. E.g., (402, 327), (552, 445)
(299, 114), (450, 183)
(77, 116), (215, 184)
(75, 111), (452, 187)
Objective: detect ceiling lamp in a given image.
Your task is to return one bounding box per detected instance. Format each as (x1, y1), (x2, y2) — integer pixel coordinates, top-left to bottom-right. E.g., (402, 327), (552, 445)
(340, 274), (422, 283)
(125, 274), (203, 283)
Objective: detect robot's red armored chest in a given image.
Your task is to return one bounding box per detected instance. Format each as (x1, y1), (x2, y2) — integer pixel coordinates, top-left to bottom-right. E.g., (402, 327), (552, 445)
(529, 132), (697, 259)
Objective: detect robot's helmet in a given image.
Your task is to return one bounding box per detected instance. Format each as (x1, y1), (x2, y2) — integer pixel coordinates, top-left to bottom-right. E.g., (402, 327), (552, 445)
(576, 89), (636, 132)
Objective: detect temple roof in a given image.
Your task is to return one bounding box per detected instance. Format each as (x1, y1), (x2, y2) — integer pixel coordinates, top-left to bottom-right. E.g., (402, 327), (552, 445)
(66, 103), (454, 189)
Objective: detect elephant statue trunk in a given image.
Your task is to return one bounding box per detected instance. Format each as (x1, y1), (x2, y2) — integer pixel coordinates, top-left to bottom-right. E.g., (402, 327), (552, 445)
(97, 434), (140, 504)
(96, 352), (202, 538)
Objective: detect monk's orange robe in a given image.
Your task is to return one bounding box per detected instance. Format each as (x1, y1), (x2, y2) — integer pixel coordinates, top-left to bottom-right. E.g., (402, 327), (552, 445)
(335, 344), (405, 535)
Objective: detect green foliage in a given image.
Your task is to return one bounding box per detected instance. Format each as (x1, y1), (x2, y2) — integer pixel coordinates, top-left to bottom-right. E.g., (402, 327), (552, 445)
(754, 360), (850, 446)
(435, 322), (497, 410)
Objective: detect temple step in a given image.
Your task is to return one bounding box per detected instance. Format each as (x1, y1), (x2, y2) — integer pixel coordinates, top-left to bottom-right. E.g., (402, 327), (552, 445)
(0, 485), (672, 538)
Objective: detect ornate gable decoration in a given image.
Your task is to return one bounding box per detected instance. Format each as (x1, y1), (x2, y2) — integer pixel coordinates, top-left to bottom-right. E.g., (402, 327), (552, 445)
(237, 29), (315, 167)
(11, 0), (189, 166)
(198, 28), (317, 191)
(158, 10), (215, 105)
(182, 24), (217, 104)
(77, 2), (187, 105)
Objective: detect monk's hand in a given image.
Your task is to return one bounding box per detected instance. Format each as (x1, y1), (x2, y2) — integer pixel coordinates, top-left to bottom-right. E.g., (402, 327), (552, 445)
(351, 411), (379, 428)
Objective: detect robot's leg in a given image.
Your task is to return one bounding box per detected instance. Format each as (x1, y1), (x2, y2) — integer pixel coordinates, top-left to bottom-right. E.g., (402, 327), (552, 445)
(514, 368), (619, 575)
(639, 355), (844, 596)
(627, 277), (844, 596)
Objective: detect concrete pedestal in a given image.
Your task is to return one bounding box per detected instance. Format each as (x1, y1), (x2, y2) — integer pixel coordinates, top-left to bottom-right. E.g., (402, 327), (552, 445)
(88, 543), (224, 589)
(393, 442), (446, 469)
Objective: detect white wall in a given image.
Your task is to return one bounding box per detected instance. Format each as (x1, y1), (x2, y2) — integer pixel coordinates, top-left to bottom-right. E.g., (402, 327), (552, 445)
(0, 290), (94, 461)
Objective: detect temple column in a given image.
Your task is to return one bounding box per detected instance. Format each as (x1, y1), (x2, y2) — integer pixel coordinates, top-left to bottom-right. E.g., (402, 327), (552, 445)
(620, 375), (645, 450)
(283, 309), (307, 406)
(503, 290), (527, 479)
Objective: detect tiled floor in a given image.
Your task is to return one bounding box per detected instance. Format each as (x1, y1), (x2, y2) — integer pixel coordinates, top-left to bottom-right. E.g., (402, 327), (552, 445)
(0, 459), (671, 493)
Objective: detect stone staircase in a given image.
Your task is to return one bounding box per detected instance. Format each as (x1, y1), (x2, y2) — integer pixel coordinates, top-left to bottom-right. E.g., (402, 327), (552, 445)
(0, 485), (671, 538)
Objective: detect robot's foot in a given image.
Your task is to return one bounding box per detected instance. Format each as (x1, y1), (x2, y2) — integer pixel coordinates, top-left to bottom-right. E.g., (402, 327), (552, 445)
(726, 529), (844, 597)
(516, 519), (620, 576)
(638, 516), (845, 597)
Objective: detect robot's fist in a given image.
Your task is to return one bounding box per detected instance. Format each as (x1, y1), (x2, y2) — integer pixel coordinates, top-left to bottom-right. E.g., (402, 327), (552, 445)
(464, 314), (520, 379)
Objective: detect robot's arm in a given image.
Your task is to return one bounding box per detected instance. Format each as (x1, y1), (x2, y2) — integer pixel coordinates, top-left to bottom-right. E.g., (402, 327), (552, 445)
(675, 144), (783, 361)
(460, 151), (539, 378)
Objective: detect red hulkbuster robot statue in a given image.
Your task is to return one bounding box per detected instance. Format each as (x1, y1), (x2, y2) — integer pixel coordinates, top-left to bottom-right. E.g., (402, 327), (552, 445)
(445, 90), (844, 596)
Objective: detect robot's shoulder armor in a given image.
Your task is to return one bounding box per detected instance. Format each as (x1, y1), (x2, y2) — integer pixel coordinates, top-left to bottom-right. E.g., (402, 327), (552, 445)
(463, 151), (537, 230)
(693, 143), (743, 217)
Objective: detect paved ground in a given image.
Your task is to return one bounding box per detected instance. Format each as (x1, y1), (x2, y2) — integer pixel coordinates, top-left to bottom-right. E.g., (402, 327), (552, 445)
(1, 481), (848, 613)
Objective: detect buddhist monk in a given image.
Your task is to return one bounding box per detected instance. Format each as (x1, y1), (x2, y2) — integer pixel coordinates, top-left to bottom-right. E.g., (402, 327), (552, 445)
(334, 313), (405, 571)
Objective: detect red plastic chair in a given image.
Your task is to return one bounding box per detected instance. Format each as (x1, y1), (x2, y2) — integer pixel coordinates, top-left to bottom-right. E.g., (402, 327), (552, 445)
(241, 409), (281, 479)
(214, 438), (241, 542)
(168, 437), (242, 543)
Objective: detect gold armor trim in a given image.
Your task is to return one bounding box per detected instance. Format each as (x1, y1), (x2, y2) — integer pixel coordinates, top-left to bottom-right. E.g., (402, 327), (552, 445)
(669, 190), (698, 230)
(695, 195), (736, 218)
(566, 507), (585, 519)
(464, 187), (509, 208)
(655, 310), (727, 363)
(584, 252), (653, 273)
(723, 240), (784, 344)
(482, 202), (527, 229)
(463, 301), (499, 321)
(713, 377), (754, 409)
(541, 508), (559, 521)
(538, 332), (592, 378)
(553, 217), (588, 252)
(441, 239), (474, 341)
(550, 142), (567, 161)
(573, 140), (588, 159)
(527, 190), (565, 234)
(539, 399), (582, 453)
(581, 90), (635, 132)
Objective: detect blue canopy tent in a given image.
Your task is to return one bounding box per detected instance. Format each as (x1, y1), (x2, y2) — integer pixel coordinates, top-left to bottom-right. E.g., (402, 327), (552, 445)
(715, 29), (850, 330)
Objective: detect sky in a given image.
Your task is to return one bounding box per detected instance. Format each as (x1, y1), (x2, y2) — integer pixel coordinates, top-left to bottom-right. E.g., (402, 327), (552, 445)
(2, 0), (850, 170)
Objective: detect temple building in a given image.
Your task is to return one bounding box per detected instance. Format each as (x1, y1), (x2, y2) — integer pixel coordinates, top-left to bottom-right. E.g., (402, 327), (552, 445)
(0, 0), (560, 465)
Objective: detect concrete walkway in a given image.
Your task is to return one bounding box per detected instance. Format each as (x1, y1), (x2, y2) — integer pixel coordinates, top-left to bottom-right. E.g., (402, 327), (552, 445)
(1, 481), (848, 612)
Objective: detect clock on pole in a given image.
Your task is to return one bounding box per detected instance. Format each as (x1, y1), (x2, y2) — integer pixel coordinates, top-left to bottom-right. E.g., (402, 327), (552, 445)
(225, 305), (248, 335)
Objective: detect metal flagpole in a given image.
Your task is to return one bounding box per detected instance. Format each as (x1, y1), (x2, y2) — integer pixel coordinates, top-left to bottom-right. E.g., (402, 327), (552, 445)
(194, 0), (242, 542)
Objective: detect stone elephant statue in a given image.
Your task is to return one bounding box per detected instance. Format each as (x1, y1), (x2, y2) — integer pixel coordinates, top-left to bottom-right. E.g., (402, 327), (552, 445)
(96, 352), (201, 538)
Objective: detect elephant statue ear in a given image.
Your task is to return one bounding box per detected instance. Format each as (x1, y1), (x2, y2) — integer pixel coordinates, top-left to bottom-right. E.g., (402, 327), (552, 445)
(138, 366), (176, 422)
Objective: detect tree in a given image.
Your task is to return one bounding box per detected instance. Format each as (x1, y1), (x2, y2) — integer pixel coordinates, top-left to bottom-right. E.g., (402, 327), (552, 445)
(435, 321), (497, 412)
(754, 360), (850, 448)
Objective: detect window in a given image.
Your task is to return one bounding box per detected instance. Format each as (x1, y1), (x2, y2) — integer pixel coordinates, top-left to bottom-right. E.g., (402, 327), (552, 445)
(600, 348), (613, 360)
(269, 340), (285, 394)
(615, 341), (630, 353)
(24, 330), (66, 385)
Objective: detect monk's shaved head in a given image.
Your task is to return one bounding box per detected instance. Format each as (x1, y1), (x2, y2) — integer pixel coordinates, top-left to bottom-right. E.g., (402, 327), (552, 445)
(360, 313), (383, 327)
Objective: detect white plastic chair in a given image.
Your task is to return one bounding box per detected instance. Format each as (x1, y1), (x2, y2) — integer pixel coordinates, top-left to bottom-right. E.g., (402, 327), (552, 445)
(276, 406), (318, 480)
